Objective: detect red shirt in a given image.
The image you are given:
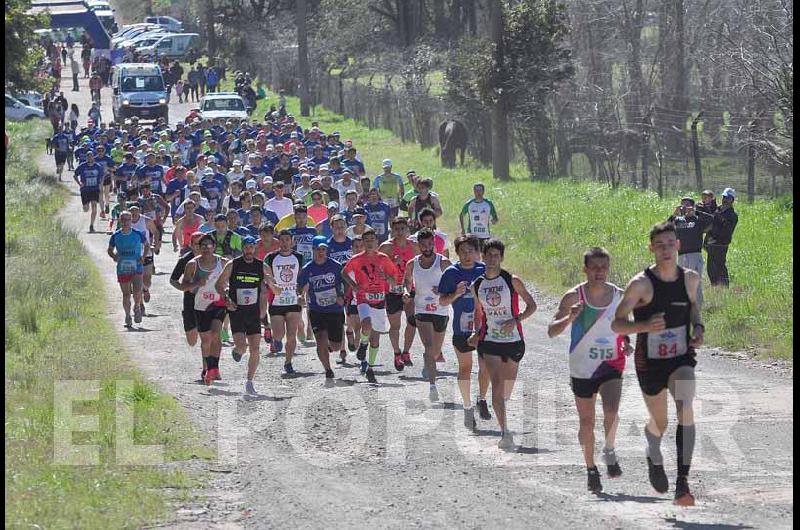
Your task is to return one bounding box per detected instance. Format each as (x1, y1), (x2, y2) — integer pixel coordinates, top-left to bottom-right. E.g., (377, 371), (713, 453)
(342, 251), (398, 306)
(383, 239), (416, 294)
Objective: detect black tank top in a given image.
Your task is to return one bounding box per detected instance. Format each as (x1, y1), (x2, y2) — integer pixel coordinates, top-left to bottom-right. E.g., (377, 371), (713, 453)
(230, 256), (264, 307)
(633, 267), (694, 366)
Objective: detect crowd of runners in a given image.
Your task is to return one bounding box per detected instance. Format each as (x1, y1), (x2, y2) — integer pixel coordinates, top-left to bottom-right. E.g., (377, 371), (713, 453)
(65, 107), (704, 506)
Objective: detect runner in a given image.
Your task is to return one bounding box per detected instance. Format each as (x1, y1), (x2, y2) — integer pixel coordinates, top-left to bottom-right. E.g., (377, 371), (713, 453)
(211, 213), (243, 259)
(94, 144), (115, 218)
(342, 234), (365, 363)
(172, 199), (204, 254)
(215, 236), (267, 394)
(438, 235), (492, 429)
(264, 229), (304, 374)
(547, 247), (631, 493)
(468, 239), (537, 449)
(363, 188), (392, 243)
(341, 227), (399, 383)
(51, 125), (71, 182)
(327, 215), (355, 362)
(378, 217), (419, 371)
(287, 204), (318, 343)
(129, 204), (161, 315)
(404, 228), (451, 401)
(170, 232), (207, 381)
(73, 149), (103, 232)
(407, 177), (443, 230)
(372, 159), (404, 217)
(297, 236), (346, 380)
(414, 208), (450, 258)
(107, 211), (147, 327)
(459, 183), (499, 250)
(181, 233), (229, 385)
(611, 222), (704, 506)
(345, 207), (371, 239)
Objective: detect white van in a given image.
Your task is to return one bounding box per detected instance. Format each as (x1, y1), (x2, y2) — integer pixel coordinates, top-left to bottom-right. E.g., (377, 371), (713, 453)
(143, 15), (183, 33)
(111, 63), (168, 123)
(136, 33), (199, 60)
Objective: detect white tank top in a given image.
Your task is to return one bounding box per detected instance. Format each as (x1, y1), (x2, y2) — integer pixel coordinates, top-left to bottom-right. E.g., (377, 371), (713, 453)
(131, 215), (152, 245)
(475, 270), (522, 343)
(268, 252), (302, 307)
(193, 256), (224, 311)
(568, 284), (623, 379)
(413, 254), (448, 316)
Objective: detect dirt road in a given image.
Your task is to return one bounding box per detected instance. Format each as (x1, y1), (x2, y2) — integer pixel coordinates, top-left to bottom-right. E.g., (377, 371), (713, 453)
(44, 60), (793, 529)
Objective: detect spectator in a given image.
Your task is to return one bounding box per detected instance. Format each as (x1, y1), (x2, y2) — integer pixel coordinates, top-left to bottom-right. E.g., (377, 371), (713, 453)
(705, 188), (739, 286)
(70, 53), (80, 92)
(197, 63), (207, 96)
(187, 66), (200, 103)
(206, 67), (219, 93)
(668, 196), (714, 307)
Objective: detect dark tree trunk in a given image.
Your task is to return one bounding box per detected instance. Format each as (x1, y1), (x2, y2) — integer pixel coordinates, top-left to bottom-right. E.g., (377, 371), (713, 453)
(747, 118), (757, 203)
(489, 0), (510, 180)
(296, 0), (311, 116)
(691, 112), (704, 190)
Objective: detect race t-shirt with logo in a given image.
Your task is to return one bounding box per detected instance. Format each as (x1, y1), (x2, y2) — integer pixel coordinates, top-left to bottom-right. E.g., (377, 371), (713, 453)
(297, 257), (344, 313)
(115, 163), (139, 192)
(341, 252), (398, 306)
(569, 283), (626, 379)
(373, 173), (403, 207)
(109, 229), (146, 276)
(474, 270), (523, 343)
(51, 133), (71, 154)
(438, 261), (486, 336)
(364, 201), (392, 240)
(265, 251), (304, 306)
(229, 256), (265, 308)
(327, 237), (353, 264)
(135, 164), (167, 195)
(460, 198), (498, 240)
(75, 161), (103, 191)
(288, 226), (318, 263)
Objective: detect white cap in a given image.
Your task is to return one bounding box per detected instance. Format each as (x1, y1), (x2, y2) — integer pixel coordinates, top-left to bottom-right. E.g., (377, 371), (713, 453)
(203, 167), (214, 176)
(722, 187), (736, 199)
(263, 176), (273, 184)
(382, 159), (392, 168)
(246, 179), (257, 189)
(232, 159), (242, 166)
(243, 165), (252, 171)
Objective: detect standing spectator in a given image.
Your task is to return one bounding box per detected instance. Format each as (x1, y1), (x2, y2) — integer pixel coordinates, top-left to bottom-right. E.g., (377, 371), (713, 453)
(60, 45), (67, 65)
(705, 188), (739, 286)
(668, 196), (713, 307)
(89, 72), (103, 106)
(56, 92), (69, 125)
(175, 78), (185, 103)
(206, 66), (219, 94)
(171, 61), (184, 91)
(81, 46), (92, 78)
(187, 66), (200, 103)
(70, 53), (80, 92)
(182, 78), (191, 103)
(69, 103), (79, 132)
(163, 68), (174, 103)
(197, 63), (207, 96)
(66, 33), (75, 50)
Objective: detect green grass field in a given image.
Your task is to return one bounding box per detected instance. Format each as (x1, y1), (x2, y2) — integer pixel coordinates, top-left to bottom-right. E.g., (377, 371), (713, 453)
(241, 85), (793, 360)
(5, 121), (212, 528)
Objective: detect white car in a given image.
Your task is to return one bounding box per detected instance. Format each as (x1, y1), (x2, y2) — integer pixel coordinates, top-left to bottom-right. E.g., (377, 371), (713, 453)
(13, 91), (44, 109)
(5, 95), (45, 121)
(199, 93), (248, 121)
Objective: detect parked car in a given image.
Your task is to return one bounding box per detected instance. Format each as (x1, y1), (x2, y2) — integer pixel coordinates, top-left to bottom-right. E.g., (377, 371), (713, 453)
(115, 30), (169, 50)
(13, 91), (44, 110)
(112, 25), (163, 46)
(136, 33), (199, 60)
(143, 16), (183, 33)
(5, 95), (46, 121)
(199, 93), (248, 122)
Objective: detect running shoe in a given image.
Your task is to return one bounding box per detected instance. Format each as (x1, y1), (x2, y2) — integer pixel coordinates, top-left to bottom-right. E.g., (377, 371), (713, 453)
(204, 369), (215, 386)
(284, 362), (295, 375)
(435, 352), (445, 363)
(402, 351), (413, 367)
(647, 457), (669, 494)
(673, 476), (695, 506)
(325, 369), (335, 379)
(143, 289), (150, 303)
(200, 369), (206, 383)
(232, 349), (244, 362)
(89, 224), (95, 233)
(393, 352), (405, 372)
(221, 328), (231, 343)
(346, 330), (356, 352)
(429, 385), (439, 402)
(356, 342), (367, 361)
(587, 467), (603, 493)
(99, 211), (107, 219)
(124, 314), (133, 328)
(477, 399), (492, 420)
(263, 325), (272, 343)
(360, 360), (368, 374)
(463, 407), (476, 430)
(245, 381), (257, 395)
(365, 368), (377, 383)
(133, 304), (143, 324)
(603, 448), (622, 478)
(140, 301), (146, 317)
(214, 370), (222, 381)
(498, 432), (515, 450)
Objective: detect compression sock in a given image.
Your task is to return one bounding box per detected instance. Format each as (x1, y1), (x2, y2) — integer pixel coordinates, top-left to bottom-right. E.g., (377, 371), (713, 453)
(206, 356), (219, 370)
(368, 345), (379, 367)
(676, 424), (696, 477)
(645, 426), (664, 465)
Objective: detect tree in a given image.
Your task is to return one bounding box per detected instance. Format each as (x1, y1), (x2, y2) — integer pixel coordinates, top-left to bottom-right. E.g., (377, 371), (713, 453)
(297, 0), (311, 116)
(488, 0), (510, 180)
(5, 0), (49, 92)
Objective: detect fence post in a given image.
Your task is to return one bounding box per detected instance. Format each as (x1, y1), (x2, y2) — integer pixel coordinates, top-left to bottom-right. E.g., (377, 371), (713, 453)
(691, 111), (704, 191)
(747, 117), (757, 203)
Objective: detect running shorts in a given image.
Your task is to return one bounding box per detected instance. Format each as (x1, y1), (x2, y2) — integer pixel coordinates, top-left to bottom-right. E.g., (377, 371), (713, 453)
(55, 152), (67, 165)
(357, 302), (389, 333)
(636, 354), (697, 396)
(117, 271), (142, 284)
(478, 340), (525, 363)
(414, 313), (449, 333)
(310, 311), (345, 343)
(386, 293), (404, 315)
(182, 295), (198, 332)
(103, 175), (112, 186)
(571, 369), (623, 399)
(196, 305), (226, 333)
(346, 304), (359, 316)
(268, 304), (301, 317)
(80, 189), (100, 205)
(452, 334), (476, 354)
(229, 305), (261, 336)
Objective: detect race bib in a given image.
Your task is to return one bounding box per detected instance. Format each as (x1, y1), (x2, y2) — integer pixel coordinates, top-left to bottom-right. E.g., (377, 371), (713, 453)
(588, 341), (618, 361)
(459, 311), (474, 333)
(389, 284), (404, 294)
(366, 291), (385, 303)
(236, 288), (258, 306)
(200, 290), (220, 303)
(473, 225), (488, 234)
(85, 177), (98, 188)
(374, 224), (386, 236)
(119, 258), (137, 274)
(315, 288), (338, 307)
(647, 325), (688, 359)
(277, 288), (298, 306)
(421, 296), (438, 313)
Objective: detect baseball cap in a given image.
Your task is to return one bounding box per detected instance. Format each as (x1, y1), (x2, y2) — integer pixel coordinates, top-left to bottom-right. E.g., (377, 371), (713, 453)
(214, 213), (227, 222)
(341, 168), (353, 175)
(353, 207), (367, 217)
(262, 176), (273, 184)
(332, 131), (340, 136)
(246, 179), (258, 189)
(312, 235), (329, 249)
(204, 131), (213, 137)
(243, 165), (252, 171)
(722, 187), (736, 199)
(327, 201), (339, 210)
(203, 167), (215, 176)
(382, 159), (392, 168)
(232, 159), (242, 166)
(311, 190), (323, 198)
(242, 236), (257, 246)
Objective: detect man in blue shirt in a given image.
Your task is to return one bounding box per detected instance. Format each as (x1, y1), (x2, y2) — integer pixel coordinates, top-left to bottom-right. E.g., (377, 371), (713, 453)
(107, 210), (147, 327)
(135, 153), (167, 196)
(73, 150), (104, 232)
(164, 166), (189, 221)
(115, 153), (139, 193)
(297, 236), (345, 380)
(364, 188), (392, 243)
(51, 126), (72, 181)
(94, 144), (116, 217)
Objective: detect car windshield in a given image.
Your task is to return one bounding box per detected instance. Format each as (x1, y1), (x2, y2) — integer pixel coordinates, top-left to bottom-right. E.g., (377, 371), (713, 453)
(121, 75), (164, 92)
(203, 99), (245, 112)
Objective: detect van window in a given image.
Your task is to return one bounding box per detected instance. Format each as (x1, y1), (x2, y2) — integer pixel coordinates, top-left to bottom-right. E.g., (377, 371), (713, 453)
(158, 38), (172, 49)
(121, 74), (164, 92)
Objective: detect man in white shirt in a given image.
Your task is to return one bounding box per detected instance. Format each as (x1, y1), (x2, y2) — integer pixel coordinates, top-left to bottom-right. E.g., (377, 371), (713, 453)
(265, 181), (294, 219)
(335, 168), (361, 198)
(227, 159), (245, 184)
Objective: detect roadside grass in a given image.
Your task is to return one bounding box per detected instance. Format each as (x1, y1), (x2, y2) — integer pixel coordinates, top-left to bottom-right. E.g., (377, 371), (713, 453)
(233, 83), (793, 360)
(4, 120), (213, 528)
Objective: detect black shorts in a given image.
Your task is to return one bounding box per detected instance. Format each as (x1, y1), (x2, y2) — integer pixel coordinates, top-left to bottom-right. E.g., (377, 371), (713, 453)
(452, 334), (475, 353)
(636, 354), (697, 396)
(229, 305), (261, 336)
(414, 313), (449, 333)
(571, 369), (623, 399)
(182, 295), (197, 332)
(310, 311), (345, 343)
(386, 293), (405, 315)
(55, 152), (67, 165)
(347, 304), (358, 316)
(269, 304), (301, 317)
(80, 189), (100, 205)
(478, 340), (525, 363)
(103, 175), (112, 186)
(196, 305), (226, 333)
